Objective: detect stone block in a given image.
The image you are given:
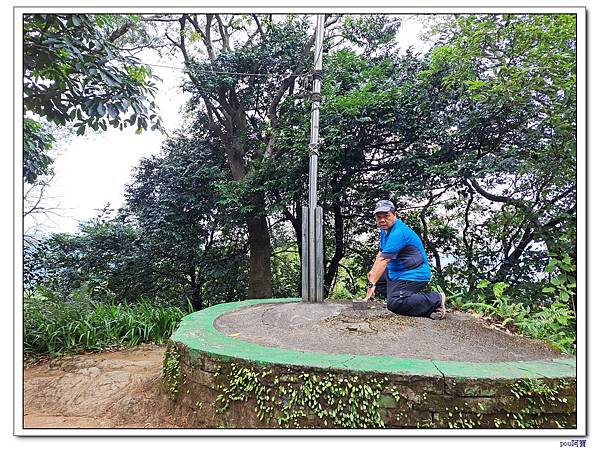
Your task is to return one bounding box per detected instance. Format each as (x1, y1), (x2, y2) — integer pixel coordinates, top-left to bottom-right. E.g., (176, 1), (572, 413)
(444, 377), (514, 397)
(498, 395), (576, 414)
(474, 412), (576, 429)
(415, 394), (498, 414)
(387, 374), (445, 395)
(387, 409), (433, 428)
(378, 394), (397, 409)
(201, 357), (225, 374)
(352, 300), (368, 310)
(186, 369), (221, 391)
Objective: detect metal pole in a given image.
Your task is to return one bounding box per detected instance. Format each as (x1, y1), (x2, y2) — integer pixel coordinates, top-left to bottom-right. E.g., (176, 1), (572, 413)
(305, 14), (325, 302)
(301, 207), (309, 302)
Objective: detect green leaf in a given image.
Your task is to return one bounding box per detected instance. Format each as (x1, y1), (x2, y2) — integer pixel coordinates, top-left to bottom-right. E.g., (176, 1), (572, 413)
(476, 280), (490, 289)
(107, 104), (119, 119)
(492, 282), (509, 298)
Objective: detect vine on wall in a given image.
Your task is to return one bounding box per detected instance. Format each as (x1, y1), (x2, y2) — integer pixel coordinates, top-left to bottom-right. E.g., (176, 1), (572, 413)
(213, 362), (388, 428)
(161, 343), (182, 400)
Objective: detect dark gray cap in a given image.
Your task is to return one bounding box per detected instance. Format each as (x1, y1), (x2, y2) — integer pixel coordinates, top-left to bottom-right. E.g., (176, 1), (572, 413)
(373, 200), (395, 214)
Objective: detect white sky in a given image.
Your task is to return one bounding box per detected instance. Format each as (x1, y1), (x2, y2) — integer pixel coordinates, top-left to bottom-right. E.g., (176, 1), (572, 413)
(25, 52), (191, 234)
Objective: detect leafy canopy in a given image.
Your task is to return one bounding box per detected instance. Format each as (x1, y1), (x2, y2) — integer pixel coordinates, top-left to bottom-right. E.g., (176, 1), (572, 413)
(23, 14), (163, 182)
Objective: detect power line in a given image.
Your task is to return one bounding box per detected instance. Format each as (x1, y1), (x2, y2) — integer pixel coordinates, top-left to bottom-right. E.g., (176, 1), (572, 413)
(145, 61), (279, 77)
(26, 42), (286, 77)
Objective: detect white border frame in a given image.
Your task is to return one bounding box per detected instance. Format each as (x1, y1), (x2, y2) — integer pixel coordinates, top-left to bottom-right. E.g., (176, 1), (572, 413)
(13, 3), (587, 439)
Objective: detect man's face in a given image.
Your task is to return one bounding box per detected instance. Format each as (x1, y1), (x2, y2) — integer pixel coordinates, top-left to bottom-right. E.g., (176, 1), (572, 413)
(375, 211), (396, 231)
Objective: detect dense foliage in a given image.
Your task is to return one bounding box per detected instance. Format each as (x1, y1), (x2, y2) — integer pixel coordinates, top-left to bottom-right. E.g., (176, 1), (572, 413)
(24, 13), (577, 355)
(23, 13), (162, 183)
(24, 287), (185, 357)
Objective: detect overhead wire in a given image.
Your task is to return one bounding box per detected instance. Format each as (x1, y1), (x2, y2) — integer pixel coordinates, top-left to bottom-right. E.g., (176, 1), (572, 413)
(144, 61), (278, 77)
(26, 42), (285, 77)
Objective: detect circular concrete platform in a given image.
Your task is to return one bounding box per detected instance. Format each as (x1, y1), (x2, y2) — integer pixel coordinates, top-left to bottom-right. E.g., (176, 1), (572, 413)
(168, 298), (577, 429)
(214, 300), (566, 363)
(172, 298), (575, 378)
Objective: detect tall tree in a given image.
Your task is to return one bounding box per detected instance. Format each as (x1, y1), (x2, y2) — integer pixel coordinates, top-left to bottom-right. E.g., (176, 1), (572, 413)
(149, 14), (337, 298)
(268, 48), (425, 296)
(124, 128), (248, 309)
(413, 14), (577, 291)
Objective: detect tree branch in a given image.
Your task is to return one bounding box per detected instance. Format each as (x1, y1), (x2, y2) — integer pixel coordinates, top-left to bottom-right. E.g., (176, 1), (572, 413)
(204, 14), (216, 61)
(108, 22), (133, 42)
(419, 191), (443, 273)
(467, 177), (526, 207)
(251, 14), (266, 40)
(262, 23), (319, 160)
(215, 14), (231, 52)
(186, 14), (216, 61)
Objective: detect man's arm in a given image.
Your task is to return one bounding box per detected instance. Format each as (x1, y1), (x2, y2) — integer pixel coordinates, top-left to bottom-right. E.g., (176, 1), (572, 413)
(363, 252), (391, 300)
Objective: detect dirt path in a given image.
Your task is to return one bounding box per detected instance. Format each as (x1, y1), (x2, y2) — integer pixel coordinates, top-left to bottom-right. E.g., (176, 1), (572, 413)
(23, 344), (190, 429)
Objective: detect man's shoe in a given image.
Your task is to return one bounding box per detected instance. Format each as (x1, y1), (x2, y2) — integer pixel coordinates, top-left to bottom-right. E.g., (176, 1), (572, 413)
(429, 292), (446, 320)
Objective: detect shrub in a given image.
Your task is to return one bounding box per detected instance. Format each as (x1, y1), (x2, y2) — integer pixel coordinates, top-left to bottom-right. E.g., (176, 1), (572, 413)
(449, 279), (576, 355)
(23, 286), (186, 357)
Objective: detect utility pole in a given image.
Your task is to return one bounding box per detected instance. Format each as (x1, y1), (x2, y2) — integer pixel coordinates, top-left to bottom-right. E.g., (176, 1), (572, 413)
(302, 14), (325, 303)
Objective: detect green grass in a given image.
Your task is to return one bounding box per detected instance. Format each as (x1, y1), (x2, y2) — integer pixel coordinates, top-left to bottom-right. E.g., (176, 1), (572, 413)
(24, 296), (186, 357)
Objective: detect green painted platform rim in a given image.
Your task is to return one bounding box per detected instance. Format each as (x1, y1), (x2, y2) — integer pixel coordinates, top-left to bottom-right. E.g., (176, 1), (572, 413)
(171, 298), (576, 379)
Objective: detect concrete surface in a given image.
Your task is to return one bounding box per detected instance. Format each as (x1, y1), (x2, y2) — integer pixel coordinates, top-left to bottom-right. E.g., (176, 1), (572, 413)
(213, 300), (566, 363)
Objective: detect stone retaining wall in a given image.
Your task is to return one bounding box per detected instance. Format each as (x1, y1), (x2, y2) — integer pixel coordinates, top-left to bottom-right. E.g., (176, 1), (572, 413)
(167, 341), (576, 429)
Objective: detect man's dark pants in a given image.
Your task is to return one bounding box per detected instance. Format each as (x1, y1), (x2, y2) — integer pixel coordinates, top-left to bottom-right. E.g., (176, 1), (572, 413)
(375, 272), (441, 317)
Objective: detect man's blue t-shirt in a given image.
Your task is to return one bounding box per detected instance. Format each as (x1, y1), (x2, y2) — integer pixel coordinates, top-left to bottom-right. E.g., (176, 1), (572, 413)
(379, 219), (431, 282)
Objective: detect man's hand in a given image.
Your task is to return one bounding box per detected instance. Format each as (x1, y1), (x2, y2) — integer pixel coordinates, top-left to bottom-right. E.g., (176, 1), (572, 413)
(364, 254), (389, 302)
(363, 286), (376, 302)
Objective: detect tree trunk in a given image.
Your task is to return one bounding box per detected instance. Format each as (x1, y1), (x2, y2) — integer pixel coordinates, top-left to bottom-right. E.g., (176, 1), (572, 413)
(277, 199), (303, 295)
(294, 202), (303, 296)
(190, 269), (203, 311)
(493, 226), (535, 283)
(324, 203), (344, 298)
(419, 193), (442, 275)
(225, 137), (273, 299)
(246, 214), (273, 298)
(192, 284), (202, 311)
